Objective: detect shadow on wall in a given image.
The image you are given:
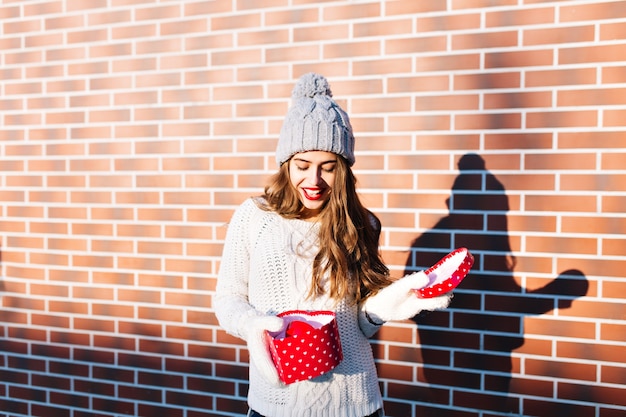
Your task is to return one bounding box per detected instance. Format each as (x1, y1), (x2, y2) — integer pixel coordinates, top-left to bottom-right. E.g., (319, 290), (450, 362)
(405, 153), (589, 416)
(0, 308), (243, 416)
(0, 242), (243, 416)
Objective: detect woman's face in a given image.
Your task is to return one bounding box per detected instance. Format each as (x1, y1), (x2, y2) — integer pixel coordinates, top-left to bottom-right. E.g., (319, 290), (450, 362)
(288, 151), (338, 220)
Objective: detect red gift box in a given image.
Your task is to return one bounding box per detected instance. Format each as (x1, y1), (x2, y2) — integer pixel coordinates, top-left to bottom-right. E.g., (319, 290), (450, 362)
(266, 310), (343, 385)
(414, 247), (474, 298)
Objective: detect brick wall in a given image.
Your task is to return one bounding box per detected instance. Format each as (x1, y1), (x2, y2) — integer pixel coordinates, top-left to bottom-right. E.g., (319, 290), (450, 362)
(1, 1), (625, 416)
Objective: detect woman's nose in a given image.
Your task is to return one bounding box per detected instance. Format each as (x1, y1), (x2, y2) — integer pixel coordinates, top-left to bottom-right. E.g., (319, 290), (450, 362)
(308, 168), (322, 184)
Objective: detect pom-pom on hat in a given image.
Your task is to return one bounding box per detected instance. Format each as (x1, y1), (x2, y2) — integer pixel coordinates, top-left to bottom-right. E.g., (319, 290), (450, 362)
(276, 73), (355, 166)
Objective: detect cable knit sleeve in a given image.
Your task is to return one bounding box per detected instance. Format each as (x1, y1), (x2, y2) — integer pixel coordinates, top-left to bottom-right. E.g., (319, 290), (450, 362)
(214, 199), (264, 340)
(358, 305), (383, 338)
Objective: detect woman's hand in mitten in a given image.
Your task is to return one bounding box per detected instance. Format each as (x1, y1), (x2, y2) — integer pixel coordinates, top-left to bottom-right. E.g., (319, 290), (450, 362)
(363, 271), (452, 324)
(241, 315), (285, 386)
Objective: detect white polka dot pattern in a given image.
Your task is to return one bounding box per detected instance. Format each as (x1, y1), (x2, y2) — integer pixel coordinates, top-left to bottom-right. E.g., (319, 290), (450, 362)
(266, 310), (343, 385)
(415, 247), (474, 298)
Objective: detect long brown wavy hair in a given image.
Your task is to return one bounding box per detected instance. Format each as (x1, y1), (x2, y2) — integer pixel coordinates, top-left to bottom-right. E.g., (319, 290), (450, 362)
(260, 155), (391, 304)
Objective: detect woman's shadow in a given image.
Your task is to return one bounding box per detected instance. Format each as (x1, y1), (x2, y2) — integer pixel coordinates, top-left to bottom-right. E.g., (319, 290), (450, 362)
(405, 153), (588, 415)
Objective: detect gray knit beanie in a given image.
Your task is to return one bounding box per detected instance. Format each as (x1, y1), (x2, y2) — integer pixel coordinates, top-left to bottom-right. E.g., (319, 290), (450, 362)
(276, 73), (355, 166)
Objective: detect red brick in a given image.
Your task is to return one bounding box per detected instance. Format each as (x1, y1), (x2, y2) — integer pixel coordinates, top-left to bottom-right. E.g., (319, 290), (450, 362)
(525, 317), (595, 339)
(117, 289), (161, 304)
(455, 71), (521, 90)
(376, 362), (413, 382)
(602, 65), (626, 84)
(45, 269), (87, 284)
(138, 208), (184, 222)
(453, 30), (518, 50)
(528, 195), (597, 213)
(74, 317), (115, 333)
(4, 50), (42, 65)
(384, 1), (445, 14)
(558, 131), (626, 148)
(417, 93), (480, 111)
(376, 324), (414, 345)
(560, 381), (626, 407)
(4, 18), (42, 34)
(138, 404), (182, 417)
(418, 12), (481, 33)
(117, 255), (162, 272)
(454, 387), (514, 412)
(293, 24), (348, 43)
(138, 274), (184, 289)
(139, 339), (184, 356)
(387, 75), (448, 94)
(111, 57), (157, 73)
(562, 174), (626, 192)
(603, 238), (626, 257)
(72, 253), (114, 268)
(50, 330), (90, 347)
(67, 28), (108, 44)
(211, 11), (261, 31)
(417, 53), (480, 72)
(352, 96), (411, 113)
(561, 1), (626, 22)
(90, 302), (134, 319)
(50, 391), (89, 410)
(31, 314), (72, 331)
(558, 297), (626, 321)
(601, 364), (626, 386)
(485, 91), (552, 109)
(165, 326), (212, 343)
(9, 327), (47, 342)
(161, 19), (207, 36)
(487, 7), (555, 26)
(560, 44), (626, 65)
(559, 87), (626, 106)
(456, 112), (521, 130)
(386, 35), (447, 55)
(603, 280), (626, 301)
(497, 173), (555, 191)
(527, 67), (597, 88)
(504, 376), (552, 400)
(354, 18), (412, 38)
(92, 238), (133, 254)
(94, 335), (136, 353)
(214, 48), (263, 65)
(527, 109), (597, 128)
(4, 111), (42, 125)
(525, 25), (594, 46)
(604, 109), (626, 127)
(531, 152), (599, 170)
(524, 397), (595, 417)
(562, 216), (626, 235)
(388, 154), (450, 171)
(511, 336), (552, 358)
(600, 322), (626, 344)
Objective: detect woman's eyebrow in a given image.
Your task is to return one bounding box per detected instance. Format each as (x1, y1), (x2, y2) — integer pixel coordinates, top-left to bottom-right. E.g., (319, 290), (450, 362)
(293, 158), (337, 165)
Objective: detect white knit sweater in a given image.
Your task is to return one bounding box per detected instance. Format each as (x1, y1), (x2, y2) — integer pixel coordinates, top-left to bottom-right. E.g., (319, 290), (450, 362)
(214, 198), (384, 417)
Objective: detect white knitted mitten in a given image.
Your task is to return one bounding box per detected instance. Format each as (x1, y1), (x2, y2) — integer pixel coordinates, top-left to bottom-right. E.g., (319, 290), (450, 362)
(241, 315), (285, 386)
(363, 271), (452, 323)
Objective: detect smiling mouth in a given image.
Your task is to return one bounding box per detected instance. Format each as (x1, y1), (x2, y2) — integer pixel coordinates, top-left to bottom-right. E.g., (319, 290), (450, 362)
(302, 188), (325, 201)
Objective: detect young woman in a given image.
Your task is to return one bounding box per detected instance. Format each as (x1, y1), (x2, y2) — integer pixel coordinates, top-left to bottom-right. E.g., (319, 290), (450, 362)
(214, 73), (452, 417)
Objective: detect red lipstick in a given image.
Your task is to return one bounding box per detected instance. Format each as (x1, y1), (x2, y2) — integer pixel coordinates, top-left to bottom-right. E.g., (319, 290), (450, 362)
(302, 188), (324, 201)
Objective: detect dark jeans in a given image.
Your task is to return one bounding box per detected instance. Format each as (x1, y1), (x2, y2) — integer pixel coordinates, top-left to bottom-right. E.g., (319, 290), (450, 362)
(248, 410), (383, 417)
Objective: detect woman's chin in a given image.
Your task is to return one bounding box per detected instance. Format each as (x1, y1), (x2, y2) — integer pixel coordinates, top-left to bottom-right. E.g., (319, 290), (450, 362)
(299, 199), (327, 219)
